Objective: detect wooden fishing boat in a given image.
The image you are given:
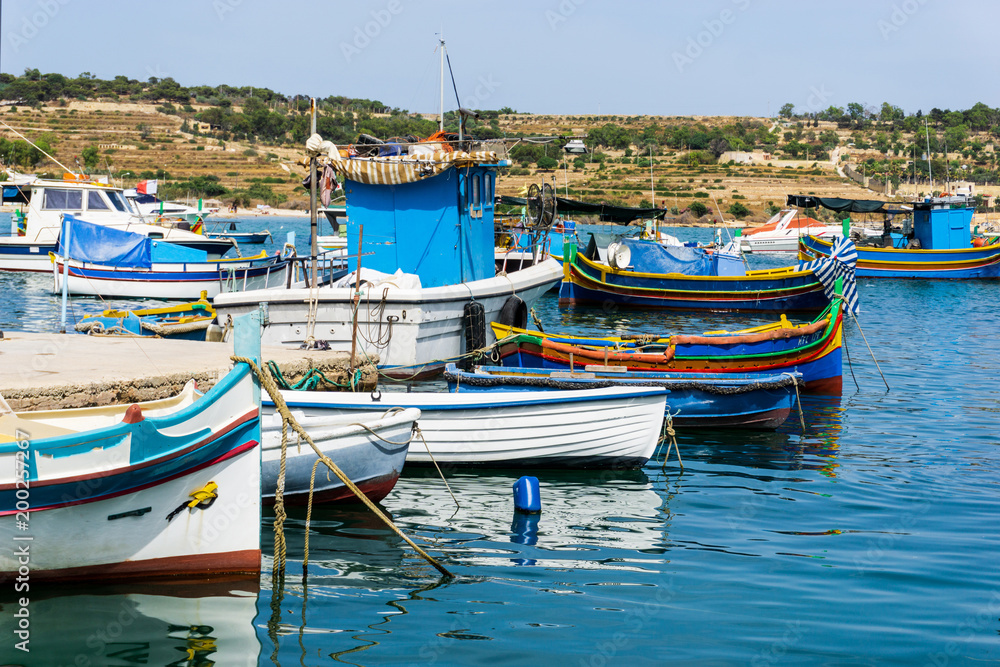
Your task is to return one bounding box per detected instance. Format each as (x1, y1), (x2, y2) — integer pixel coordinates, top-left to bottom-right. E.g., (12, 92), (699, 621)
(212, 143), (562, 379)
(560, 235), (845, 312)
(793, 193), (1000, 279)
(51, 215), (289, 299)
(0, 314), (263, 582)
(260, 407), (419, 504)
(74, 291), (216, 340)
(271, 385), (668, 469)
(205, 229), (272, 244)
(491, 299), (844, 393)
(445, 364), (802, 430)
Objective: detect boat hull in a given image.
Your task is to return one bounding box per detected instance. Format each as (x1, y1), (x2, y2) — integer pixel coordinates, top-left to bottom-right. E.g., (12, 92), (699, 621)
(213, 259), (563, 378)
(52, 257), (290, 299)
(494, 306), (844, 394)
(559, 252), (830, 312)
(260, 408), (417, 504)
(446, 365), (799, 430)
(273, 386), (668, 469)
(0, 366), (262, 582)
(799, 234), (1000, 279)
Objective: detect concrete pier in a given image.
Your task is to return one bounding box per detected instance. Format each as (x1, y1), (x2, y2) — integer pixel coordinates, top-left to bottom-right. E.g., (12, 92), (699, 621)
(0, 331), (378, 410)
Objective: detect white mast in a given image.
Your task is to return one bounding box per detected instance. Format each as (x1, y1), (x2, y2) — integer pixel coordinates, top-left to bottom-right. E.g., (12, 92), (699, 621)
(439, 34), (445, 133)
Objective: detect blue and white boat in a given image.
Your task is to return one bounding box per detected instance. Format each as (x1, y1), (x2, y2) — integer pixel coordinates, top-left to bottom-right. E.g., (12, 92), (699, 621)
(0, 313), (263, 582)
(444, 363), (802, 430)
(51, 215), (290, 299)
(213, 140), (562, 378)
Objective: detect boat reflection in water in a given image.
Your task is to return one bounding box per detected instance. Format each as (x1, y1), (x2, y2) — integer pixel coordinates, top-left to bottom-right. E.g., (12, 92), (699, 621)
(672, 394), (845, 476)
(0, 580), (260, 666)
(259, 468), (672, 663)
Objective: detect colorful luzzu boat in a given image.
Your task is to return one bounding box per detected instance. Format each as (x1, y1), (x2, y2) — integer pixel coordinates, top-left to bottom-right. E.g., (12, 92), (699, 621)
(491, 299), (845, 394)
(793, 193), (1000, 279)
(559, 234), (850, 313)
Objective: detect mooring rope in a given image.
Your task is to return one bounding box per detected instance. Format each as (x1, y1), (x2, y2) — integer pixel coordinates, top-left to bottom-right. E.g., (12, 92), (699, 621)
(660, 410), (684, 470)
(783, 372), (807, 433)
(232, 355), (454, 578)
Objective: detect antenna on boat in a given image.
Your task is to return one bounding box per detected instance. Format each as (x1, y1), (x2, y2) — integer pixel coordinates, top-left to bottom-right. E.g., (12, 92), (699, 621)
(438, 33), (445, 133)
(924, 118), (933, 192)
(0, 120), (78, 176)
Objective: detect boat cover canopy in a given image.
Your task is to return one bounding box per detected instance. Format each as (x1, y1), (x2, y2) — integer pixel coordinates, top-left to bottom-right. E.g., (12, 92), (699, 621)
(59, 215), (152, 267)
(57, 215), (208, 267)
(327, 150), (503, 185)
(786, 195), (886, 213)
(500, 195), (666, 223)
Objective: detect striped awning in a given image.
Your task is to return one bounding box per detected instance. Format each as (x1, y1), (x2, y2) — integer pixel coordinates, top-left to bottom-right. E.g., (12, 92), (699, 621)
(798, 236), (860, 314)
(327, 150), (503, 186)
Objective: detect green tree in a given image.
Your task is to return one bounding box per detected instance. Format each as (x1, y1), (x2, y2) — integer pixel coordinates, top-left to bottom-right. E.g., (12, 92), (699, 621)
(727, 202), (751, 219)
(778, 103), (795, 119)
(688, 201), (708, 217)
(81, 145), (100, 171)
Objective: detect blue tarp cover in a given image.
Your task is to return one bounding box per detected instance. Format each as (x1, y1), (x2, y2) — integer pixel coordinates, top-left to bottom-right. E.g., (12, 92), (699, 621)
(58, 215), (152, 268)
(621, 238), (715, 276)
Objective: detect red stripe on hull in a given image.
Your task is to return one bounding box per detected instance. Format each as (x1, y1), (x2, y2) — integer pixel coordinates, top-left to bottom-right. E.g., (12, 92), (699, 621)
(1, 549), (261, 583)
(266, 471), (402, 506)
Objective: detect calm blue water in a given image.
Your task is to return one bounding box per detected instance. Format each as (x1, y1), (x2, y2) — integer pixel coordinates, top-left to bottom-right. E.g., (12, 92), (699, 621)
(3, 219), (999, 666)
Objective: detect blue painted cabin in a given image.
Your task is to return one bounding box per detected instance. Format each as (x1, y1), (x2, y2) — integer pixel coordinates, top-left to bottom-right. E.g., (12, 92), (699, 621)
(344, 165), (499, 288)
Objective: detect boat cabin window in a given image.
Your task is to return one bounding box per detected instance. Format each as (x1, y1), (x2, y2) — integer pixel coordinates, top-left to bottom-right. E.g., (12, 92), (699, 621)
(485, 174), (494, 208)
(471, 174), (481, 207)
(105, 191), (129, 212)
(87, 191), (110, 210)
(147, 232), (164, 239)
(42, 189), (83, 210)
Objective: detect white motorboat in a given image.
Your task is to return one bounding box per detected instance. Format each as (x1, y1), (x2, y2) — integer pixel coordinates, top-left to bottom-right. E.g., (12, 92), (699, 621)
(739, 209), (843, 253)
(0, 179), (234, 271)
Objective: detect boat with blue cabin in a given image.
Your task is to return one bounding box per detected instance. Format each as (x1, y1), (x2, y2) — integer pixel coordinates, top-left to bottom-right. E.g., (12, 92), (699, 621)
(796, 193), (1000, 278)
(212, 136), (562, 378)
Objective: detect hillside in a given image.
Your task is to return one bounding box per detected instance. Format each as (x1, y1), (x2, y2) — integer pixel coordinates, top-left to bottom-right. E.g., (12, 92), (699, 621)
(2, 91), (999, 226)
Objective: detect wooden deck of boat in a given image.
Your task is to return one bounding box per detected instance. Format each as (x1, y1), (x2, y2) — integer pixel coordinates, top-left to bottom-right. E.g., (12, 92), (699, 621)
(0, 331), (376, 410)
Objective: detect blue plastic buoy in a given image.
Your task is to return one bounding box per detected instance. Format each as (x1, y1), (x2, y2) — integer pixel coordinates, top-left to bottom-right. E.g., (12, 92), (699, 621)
(513, 476), (541, 513)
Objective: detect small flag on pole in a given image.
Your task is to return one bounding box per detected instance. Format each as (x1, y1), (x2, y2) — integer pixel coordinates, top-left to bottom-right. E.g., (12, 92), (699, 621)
(136, 179), (158, 195)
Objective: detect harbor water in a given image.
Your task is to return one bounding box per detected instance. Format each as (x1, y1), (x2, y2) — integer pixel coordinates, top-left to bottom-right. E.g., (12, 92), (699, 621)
(1, 218), (998, 666)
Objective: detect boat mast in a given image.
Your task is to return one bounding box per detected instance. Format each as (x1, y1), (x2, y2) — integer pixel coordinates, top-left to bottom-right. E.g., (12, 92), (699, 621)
(924, 118), (933, 192)
(439, 34), (445, 133)
(310, 97), (318, 288)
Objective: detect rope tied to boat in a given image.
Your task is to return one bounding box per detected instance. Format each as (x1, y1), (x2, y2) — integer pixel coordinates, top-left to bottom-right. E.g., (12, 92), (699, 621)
(660, 410), (683, 470)
(783, 372), (807, 433)
(231, 355), (454, 578)
(265, 359), (363, 391)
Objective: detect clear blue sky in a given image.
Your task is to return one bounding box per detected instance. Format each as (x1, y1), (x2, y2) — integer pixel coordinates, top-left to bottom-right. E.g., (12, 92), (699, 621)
(2, 0), (996, 117)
